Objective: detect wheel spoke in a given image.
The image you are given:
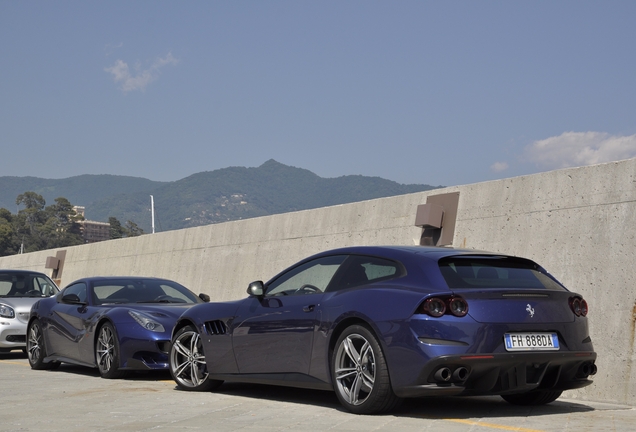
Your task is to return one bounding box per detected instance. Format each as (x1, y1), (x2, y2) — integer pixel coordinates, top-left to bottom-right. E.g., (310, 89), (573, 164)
(343, 336), (361, 366)
(361, 369), (375, 390)
(173, 340), (190, 357)
(174, 358), (190, 377)
(350, 374), (363, 404)
(335, 366), (357, 380)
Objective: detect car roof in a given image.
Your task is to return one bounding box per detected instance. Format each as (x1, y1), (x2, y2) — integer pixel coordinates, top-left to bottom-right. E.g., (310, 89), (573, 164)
(0, 269), (51, 277)
(66, 276), (178, 285)
(309, 245), (507, 260)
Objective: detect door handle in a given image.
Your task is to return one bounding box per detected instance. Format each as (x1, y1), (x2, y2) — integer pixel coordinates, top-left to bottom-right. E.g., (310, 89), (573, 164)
(303, 305), (315, 313)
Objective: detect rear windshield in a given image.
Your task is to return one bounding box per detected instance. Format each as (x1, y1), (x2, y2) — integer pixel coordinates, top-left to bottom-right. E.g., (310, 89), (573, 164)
(438, 256), (566, 291)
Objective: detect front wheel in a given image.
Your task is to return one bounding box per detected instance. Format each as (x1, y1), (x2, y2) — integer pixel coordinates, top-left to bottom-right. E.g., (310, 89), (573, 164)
(95, 322), (126, 379)
(27, 319), (50, 370)
(332, 325), (401, 414)
(170, 325), (222, 391)
(501, 390), (563, 405)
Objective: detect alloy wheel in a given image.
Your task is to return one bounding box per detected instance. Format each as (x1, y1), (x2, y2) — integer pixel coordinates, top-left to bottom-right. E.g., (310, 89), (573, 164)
(170, 328), (209, 389)
(334, 332), (376, 406)
(96, 325), (116, 374)
(27, 322), (42, 365)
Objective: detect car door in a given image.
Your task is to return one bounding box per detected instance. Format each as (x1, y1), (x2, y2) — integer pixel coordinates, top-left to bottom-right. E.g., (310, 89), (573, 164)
(45, 282), (88, 361)
(232, 255), (347, 374)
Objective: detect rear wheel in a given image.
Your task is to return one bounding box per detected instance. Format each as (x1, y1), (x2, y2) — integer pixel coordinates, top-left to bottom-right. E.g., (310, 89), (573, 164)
(332, 325), (401, 414)
(170, 325), (222, 391)
(502, 390), (563, 405)
(96, 322), (126, 379)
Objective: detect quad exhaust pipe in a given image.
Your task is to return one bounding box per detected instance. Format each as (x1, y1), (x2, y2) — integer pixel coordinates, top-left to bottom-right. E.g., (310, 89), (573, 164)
(578, 362), (597, 378)
(433, 366), (470, 383)
(434, 367), (452, 382)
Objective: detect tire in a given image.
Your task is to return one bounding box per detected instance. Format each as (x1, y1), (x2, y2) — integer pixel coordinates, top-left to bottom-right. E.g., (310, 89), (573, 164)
(501, 390), (563, 405)
(27, 319), (49, 370)
(170, 325), (222, 391)
(95, 322), (127, 379)
(331, 325), (401, 414)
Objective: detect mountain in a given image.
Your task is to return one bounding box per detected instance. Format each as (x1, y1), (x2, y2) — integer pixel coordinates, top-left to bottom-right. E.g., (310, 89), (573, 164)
(0, 160), (441, 232)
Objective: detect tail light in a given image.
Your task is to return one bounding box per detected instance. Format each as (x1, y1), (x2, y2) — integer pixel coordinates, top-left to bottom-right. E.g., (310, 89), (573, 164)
(569, 296), (588, 317)
(419, 296), (469, 318)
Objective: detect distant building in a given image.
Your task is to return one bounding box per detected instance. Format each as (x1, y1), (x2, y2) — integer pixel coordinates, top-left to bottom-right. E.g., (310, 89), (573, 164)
(74, 206), (111, 243)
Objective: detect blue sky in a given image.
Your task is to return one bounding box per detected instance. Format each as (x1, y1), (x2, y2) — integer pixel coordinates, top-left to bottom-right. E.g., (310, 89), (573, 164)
(2, 1), (635, 187)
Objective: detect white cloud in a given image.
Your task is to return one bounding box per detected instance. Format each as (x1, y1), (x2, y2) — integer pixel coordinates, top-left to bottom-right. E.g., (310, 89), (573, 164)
(105, 52), (178, 93)
(490, 161), (509, 173)
(524, 131), (636, 169)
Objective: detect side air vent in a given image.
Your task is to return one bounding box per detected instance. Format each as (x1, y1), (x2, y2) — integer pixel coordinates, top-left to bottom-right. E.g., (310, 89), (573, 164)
(204, 320), (227, 335)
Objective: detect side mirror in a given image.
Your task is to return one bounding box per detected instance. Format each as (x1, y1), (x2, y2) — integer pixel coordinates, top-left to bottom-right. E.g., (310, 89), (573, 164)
(198, 293), (210, 303)
(61, 293), (86, 305)
(247, 281), (264, 297)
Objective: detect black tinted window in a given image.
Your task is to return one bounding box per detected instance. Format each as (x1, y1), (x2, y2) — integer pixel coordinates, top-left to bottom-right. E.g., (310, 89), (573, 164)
(64, 282), (88, 302)
(328, 255), (405, 291)
(439, 256), (566, 291)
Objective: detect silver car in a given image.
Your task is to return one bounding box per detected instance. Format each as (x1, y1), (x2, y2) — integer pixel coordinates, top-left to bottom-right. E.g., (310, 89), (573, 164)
(0, 270), (59, 353)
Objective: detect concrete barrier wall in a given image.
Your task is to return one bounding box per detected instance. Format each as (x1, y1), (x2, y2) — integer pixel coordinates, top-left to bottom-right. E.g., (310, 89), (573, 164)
(1, 158), (634, 405)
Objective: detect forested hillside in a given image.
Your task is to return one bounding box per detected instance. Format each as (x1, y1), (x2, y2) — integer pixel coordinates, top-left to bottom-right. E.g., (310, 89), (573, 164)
(1, 160), (441, 233)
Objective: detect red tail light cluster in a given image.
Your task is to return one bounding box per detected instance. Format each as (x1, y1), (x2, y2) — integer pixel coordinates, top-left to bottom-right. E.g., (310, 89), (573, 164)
(569, 296), (588, 317)
(419, 296), (469, 318)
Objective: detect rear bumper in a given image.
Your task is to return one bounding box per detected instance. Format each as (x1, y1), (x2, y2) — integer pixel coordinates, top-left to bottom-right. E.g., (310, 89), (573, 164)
(394, 350), (597, 398)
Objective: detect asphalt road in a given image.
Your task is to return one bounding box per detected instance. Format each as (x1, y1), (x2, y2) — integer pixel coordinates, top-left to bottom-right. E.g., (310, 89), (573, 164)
(0, 351), (631, 432)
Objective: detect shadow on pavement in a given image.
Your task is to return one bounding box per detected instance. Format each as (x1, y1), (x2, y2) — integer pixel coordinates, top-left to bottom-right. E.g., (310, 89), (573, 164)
(186, 382), (598, 418)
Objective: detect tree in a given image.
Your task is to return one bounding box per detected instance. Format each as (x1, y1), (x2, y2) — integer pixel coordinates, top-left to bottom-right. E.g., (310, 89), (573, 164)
(4, 192), (85, 255)
(0, 208), (19, 256)
(108, 217), (125, 239)
(14, 192), (48, 252)
(0, 192), (145, 256)
(41, 197), (84, 248)
(108, 217), (144, 239)
(125, 220), (144, 237)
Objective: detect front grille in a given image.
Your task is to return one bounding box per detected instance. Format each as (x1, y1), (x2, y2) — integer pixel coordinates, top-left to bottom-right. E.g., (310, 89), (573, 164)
(6, 335), (26, 343)
(204, 320), (227, 335)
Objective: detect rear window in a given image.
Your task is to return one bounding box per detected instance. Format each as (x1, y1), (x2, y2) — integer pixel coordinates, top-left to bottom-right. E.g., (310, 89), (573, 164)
(438, 256), (566, 291)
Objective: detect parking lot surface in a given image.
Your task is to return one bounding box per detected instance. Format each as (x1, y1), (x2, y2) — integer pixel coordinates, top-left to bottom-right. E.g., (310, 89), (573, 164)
(0, 352), (632, 432)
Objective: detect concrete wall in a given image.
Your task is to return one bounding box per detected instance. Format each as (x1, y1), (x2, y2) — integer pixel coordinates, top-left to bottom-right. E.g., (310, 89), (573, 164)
(2, 158), (635, 405)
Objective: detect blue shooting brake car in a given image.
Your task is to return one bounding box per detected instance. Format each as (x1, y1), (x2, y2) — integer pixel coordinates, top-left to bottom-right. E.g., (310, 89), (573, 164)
(168, 246), (597, 414)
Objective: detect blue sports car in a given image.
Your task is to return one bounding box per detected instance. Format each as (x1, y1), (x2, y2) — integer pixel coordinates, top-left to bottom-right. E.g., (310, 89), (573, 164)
(27, 276), (209, 378)
(169, 246), (597, 414)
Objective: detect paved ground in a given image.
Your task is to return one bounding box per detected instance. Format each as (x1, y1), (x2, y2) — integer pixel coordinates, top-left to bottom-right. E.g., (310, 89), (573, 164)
(0, 351), (632, 432)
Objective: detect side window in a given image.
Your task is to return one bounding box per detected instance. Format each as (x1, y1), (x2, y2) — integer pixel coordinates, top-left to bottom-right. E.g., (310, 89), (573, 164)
(63, 283), (88, 303)
(328, 255), (405, 291)
(0, 280), (11, 295)
(266, 255), (347, 296)
(158, 284), (192, 303)
(33, 276), (58, 296)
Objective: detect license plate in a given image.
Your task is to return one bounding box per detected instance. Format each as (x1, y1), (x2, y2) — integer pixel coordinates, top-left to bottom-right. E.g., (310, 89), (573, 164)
(504, 333), (559, 351)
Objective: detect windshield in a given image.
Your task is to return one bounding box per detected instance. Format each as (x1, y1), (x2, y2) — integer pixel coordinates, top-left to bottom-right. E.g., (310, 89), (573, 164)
(92, 279), (201, 304)
(0, 272), (59, 298)
(438, 256), (566, 291)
